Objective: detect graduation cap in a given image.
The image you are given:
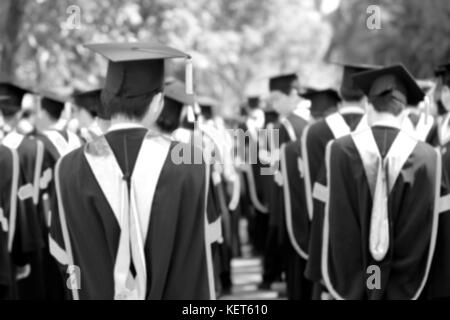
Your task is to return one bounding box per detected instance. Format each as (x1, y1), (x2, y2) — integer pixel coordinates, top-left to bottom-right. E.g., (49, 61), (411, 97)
(352, 64), (425, 106)
(300, 88), (341, 118)
(247, 96), (261, 109)
(197, 96), (219, 120)
(72, 89), (110, 120)
(84, 42), (193, 99)
(40, 91), (67, 120)
(157, 79), (194, 133)
(0, 82), (32, 116)
(337, 63), (380, 101)
(435, 63), (450, 87)
(269, 73), (299, 95)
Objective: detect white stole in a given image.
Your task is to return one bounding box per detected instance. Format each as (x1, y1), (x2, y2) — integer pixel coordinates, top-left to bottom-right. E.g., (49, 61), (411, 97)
(43, 130), (82, 158)
(280, 117), (297, 142)
(352, 129), (417, 261)
(84, 132), (170, 300)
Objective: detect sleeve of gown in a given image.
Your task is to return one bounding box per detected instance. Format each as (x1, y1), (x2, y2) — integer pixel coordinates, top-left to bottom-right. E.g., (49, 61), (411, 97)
(322, 141), (365, 299)
(161, 162), (211, 300)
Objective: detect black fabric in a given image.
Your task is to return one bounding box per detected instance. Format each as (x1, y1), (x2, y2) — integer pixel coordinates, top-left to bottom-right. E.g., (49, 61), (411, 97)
(50, 131), (210, 299)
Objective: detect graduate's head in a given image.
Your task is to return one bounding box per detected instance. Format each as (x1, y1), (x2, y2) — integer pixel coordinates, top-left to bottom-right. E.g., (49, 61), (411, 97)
(0, 83), (30, 124)
(353, 64), (424, 117)
(339, 63), (379, 104)
(36, 93), (66, 131)
(268, 73), (300, 116)
(72, 89), (108, 128)
(435, 63), (450, 112)
(300, 88), (341, 120)
(156, 79), (193, 134)
(197, 96), (218, 122)
(85, 42), (192, 127)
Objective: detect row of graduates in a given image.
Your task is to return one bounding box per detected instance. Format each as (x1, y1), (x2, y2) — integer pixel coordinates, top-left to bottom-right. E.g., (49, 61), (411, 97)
(237, 61), (450, 300)
(0, 42), (241, 299)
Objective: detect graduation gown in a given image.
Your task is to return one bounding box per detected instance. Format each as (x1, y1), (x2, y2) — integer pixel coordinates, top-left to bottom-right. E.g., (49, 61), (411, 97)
(49, 128), (212, 299)
(320, 126), (440, 300)
(237, 121), (268, 255)
(261, 113), (307, 287)
(437, 112), (450, 148)
(426, 140), (450, 299)
(303, 109), (367, 299)
(402, 110), (438, 146)
(1, 131), (46, 299)
(33, 129), (83, 300)
(276, 112), (312, 299)
(0, 144), (18, 299)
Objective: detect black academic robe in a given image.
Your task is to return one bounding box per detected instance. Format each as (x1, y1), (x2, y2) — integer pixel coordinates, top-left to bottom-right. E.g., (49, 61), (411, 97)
(276, 112), (313, 300)
(303, 111), (365, 299)
(2, 132), (46, 299)
(262, 113), (308, 288)
(280, 140), (313, 300)
(0, 145), (15, 299)
(321, 127), (439, 300)
(50, 128), (211, 299)
(426, 140), (450, 300)
(237, 122), (268, 255)
(32, 129), (82, 300)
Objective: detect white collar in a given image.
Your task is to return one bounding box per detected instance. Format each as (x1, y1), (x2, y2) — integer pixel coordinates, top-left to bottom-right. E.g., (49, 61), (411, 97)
(372, 118), (402, 129)
(339, 105), (365, 115)
(107, 122), (145, 133)
(89, 120), (104, 136)
(292, 105), (311, 122)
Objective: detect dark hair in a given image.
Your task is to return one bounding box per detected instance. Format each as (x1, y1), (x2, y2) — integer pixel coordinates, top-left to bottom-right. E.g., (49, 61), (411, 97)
(156, 97), (183, 133)
(371, 95), (404, 116)
(340, 89), (365, 103)
(101, 89), (160, 120)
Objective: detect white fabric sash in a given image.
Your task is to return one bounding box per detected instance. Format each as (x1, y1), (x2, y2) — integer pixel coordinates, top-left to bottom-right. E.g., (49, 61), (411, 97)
(242, 164), (268, 213)
(84, 132), (170, 300)
(322, 135), (441, 300)
(2, 131), (24, 150)
(439, 113), (450, 146)
(280, 118), (297, 142)
(325, 113), (351, 139)
(43, 130), (81, 158)
(280, 144), (308, 259)
(402, 112), (434, 142)
(352, 129), (417, 261)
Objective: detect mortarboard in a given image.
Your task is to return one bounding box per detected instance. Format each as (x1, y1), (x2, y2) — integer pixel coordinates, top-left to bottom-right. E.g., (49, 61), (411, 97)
(247, 96), (261, 109)
(0, 82), (32, 116)
(72, 89), (110, 120)
(84, 42), (193, 99)
(300, 88), (341, 118)
(269, 73), (299, 95)
(40, 91), (67, 120)
(164, 79), (194, 106)
(352, 64), (424, 106)
(435, 63), (450, 86)
(337, 63), (380, 101)
(197, 96), (218, 120)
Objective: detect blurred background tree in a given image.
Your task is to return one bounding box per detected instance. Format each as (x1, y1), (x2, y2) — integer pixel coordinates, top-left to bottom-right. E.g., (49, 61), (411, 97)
(0, 0), (449, 115)
(325, 0), (450, 78)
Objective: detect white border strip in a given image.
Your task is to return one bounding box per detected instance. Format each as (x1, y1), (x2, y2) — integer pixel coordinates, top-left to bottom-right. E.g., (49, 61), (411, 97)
(54, 158), (79, 300)
(280, 144), (308, 259)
